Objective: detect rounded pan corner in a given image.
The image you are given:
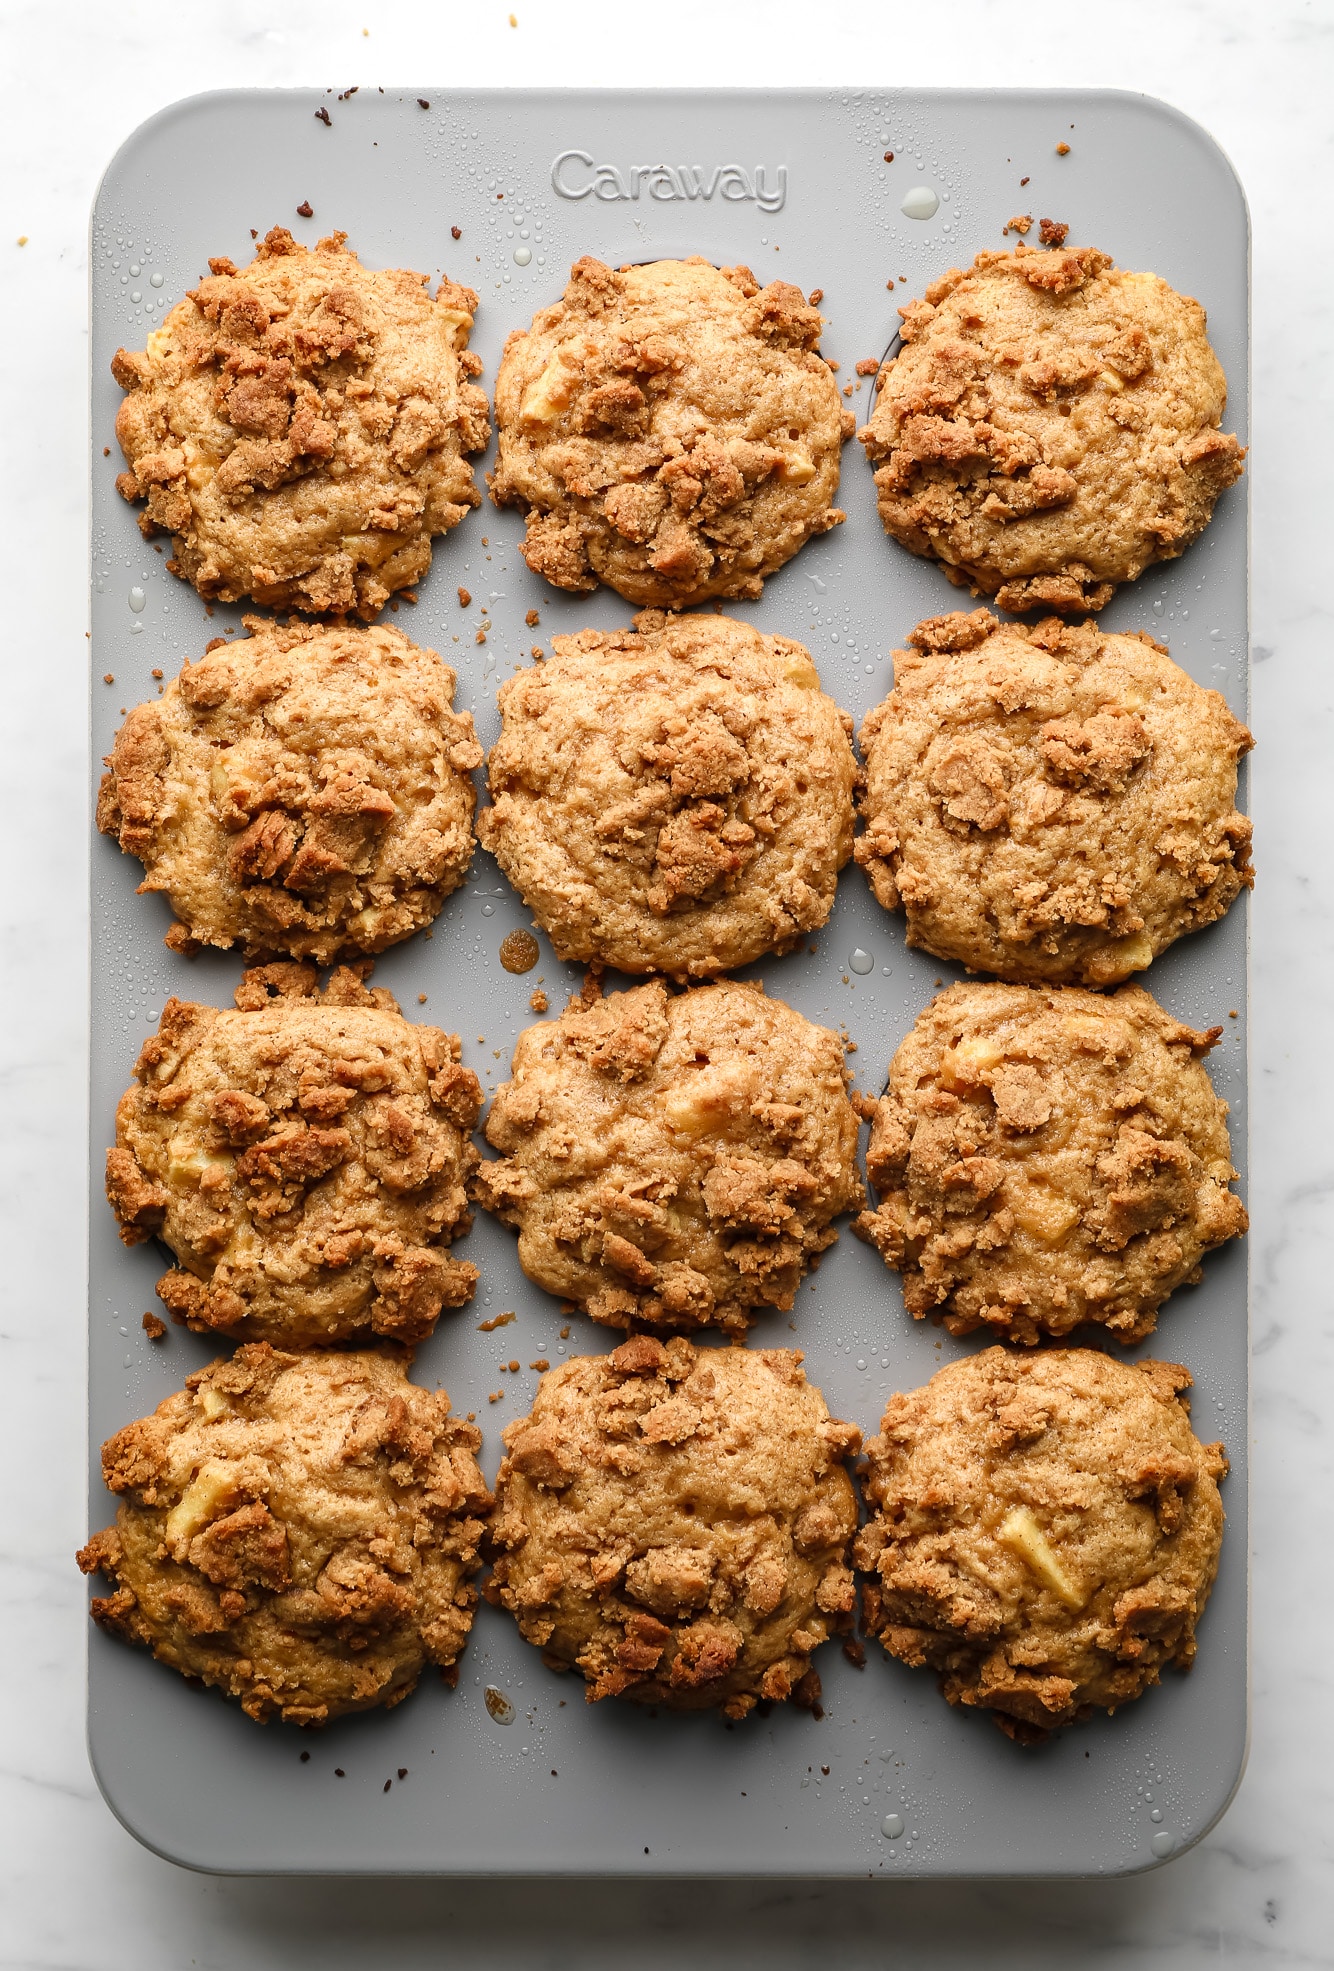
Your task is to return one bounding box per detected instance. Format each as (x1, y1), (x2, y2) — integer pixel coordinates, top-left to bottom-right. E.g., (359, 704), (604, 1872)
(1066, 85), (1251, 253)
(90, 86), (311, 232)
(86, 1713), (240, 1878)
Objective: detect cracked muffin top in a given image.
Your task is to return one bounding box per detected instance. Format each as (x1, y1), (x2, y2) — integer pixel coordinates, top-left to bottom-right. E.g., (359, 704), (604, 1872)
(856, 1346), (1227, 1742)
(474, 977), (864, 1336)
(486, 1337), (860, 1718)
(111, 226), (490, 618)
(105, 964), (482, 1346)
(855, 609), (1252, 986)
(858, 244), (1244, 614)
(98, 616), (482, 965)
(489, 256), (852, 606)
(476, 611), (857, 978)
(855, 980), (1247, 1345)
(78, 1344), (491, 1725)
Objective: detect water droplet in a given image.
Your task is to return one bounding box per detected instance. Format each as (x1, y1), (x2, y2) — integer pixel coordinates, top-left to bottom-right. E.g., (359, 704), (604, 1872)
(807, 574), (827, 592)
(849, 948), (873, 974)
(130, 291), (142, 303)
(484, 1685), (515, 1724)
(829, 632), (840, 644)
(881, 1813), (905, 1839)
(901, 185), (939, 219)
(123, 1353), (133, 1368)
(878, 1747), (894, 1761)
(1151, 599), (1164, 615)
(128, 586), (146, 611)
(513, 245), (531, 266)
(1150, 1808), (1163, 1823)
(150, 271), (164, 287)
(856, 1358), (867, 1370)
(481, 903), (495, 916)
(1150, 1830), (1175, 1857)
(130, 263), (141, 276)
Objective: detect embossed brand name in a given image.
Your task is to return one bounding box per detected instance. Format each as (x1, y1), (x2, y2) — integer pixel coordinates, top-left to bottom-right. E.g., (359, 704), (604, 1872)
(551, 149), (788, 212)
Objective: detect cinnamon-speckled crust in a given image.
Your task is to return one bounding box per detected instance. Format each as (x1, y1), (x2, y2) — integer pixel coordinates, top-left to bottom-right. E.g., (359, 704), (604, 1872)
(855, 981), (1246, 1344)
(858, 246), (1245, 613)
(475, 979), (864, 1335)
(106, 965), (482, 1344)
(855, 610), (1252, 985)
(97, 617), (482, 963)
(476, 612), (858, 977)
(486, 1339), (860, 1717)
(855, 1347), (1227, 1741)
(489, 257), (852, 606)
(77, 1346), (491, 1725)
(111, 227), (490, 619)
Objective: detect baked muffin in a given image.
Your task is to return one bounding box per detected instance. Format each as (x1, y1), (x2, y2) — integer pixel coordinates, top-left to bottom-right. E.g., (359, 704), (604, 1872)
(78, 1344), (491, 1725)
(858, 244), (1245, 613)
(486, 1336), (860, 1717)
(111, 226), (490, 618)
(855, 1347), (1227, 1742)
(489, 256), (852, 605)
(856, 981), (1246, 1344)
(474, 978), (864, 1334)
(855, 609), (1252, 985)
(476, 611), (857, 977)
(98, 617), (483, 963)
(105, 964), (482, 1343)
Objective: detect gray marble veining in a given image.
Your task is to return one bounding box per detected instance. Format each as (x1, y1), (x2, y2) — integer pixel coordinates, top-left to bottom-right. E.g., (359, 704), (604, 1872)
(1, 0), (1331, 1964)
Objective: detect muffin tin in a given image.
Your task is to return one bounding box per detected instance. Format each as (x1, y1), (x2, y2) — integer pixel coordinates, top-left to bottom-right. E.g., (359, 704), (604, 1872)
(88, 86), (1249, 1877)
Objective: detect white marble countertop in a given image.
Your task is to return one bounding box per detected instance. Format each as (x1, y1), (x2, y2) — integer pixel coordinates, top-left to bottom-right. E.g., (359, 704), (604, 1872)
(2, 1), (1330, 1964)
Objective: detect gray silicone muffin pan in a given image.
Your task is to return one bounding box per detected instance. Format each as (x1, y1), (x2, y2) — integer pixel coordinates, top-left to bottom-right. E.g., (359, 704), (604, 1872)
(88, 87), (1249, 1877)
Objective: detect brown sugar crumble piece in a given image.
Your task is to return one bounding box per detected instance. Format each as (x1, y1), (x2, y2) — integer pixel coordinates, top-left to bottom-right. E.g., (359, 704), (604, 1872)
(1039, 218), (1070, 247)
(529, 1358), (549, 1370)
(452, 226), (462, 240)
(529, 988), (549, 1013)
(883, 151), (894, 162)
(1020, 176), (1030, 186)
(475, 629), (487, 645)
(458, 587), (472, 607)
(150, 668), (163, 679)
(141, 1311), (167, 1340)
(525, 609), (540, 628)
(488, 1390), (503, 1403)
(103, 673), (115, 684)
(296, 201), (314, 218)
(478, 1310), (517, 1332)
(855, 359), (880, 376)
(1005, 214), (1033, 235)
(1056, 142), (1071, 155)
(507, 1358), (520, 1372)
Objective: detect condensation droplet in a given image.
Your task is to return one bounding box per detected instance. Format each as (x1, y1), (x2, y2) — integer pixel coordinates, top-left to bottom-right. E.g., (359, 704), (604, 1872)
(1150, 1808), (1163, 1823)
(901, 185), (939, 220)
(849, 948), (873, 974)
(128, 586), (146, 611)
(481, 902), (495, 916)
(485, 1686), (515, 1724)
(881, 1813), (904, 1839)
(149, 271), (164, 287)
(513, 245), (532, 265)
(130, 291), (142, 303)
